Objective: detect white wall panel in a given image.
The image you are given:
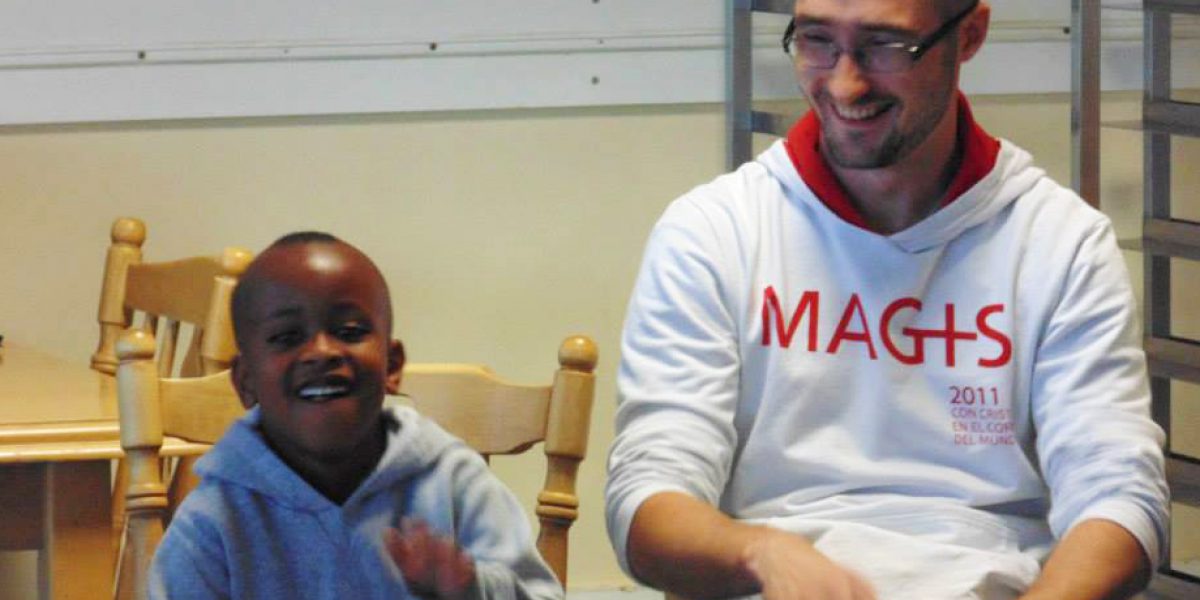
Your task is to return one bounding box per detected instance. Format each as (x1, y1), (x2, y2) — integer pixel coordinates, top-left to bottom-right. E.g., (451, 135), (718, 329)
(0, 1), (1194, 125)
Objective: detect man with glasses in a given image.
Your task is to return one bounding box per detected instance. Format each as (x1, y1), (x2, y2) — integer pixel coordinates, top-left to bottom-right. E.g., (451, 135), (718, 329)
(606, 1), (1167, 598)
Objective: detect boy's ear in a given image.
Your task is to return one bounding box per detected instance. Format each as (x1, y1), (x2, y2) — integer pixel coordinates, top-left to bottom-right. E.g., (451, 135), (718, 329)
(231, 354), (257, 409)
(385, 339), (406, 395)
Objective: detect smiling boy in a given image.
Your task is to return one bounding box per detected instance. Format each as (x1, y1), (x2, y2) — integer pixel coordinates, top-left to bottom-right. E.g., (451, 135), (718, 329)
(149, 232), (561, 600)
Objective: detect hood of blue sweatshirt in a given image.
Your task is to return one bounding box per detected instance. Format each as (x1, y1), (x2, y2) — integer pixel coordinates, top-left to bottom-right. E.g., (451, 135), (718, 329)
(193, 404), (456, 512)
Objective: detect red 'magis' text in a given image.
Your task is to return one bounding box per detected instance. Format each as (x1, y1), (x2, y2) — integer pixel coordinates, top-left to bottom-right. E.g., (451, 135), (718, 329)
(761, 287), (1012, 367)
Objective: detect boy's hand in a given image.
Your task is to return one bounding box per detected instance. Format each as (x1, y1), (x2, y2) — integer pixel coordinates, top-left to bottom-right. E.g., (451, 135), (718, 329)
(384, 519), (477, 600)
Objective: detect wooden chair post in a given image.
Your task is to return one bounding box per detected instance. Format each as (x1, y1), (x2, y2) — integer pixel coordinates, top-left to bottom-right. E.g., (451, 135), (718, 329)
(165, 247), (253, 521)
(92, 218), (146, 375)
(535, 335), (597, 586)
(198, 247), (252, 375)
(114, 329), (169, 600)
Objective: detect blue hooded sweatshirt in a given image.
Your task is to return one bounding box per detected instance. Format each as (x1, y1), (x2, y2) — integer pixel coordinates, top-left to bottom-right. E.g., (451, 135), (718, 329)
(149, 405), (562, 599)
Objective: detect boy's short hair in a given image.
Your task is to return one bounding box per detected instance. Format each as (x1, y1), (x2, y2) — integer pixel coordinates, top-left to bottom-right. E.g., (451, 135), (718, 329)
(268, 230), (341, 247)
(230, 231), (392, 350)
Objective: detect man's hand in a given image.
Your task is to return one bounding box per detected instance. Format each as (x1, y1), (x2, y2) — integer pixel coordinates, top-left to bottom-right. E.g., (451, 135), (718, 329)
(383, 518), (477, 600)
(628, 492), (875, 599)
(742, 529), (876, 600)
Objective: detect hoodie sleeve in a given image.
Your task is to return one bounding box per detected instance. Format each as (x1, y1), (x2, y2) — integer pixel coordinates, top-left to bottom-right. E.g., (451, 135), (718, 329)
(441, 445), (564, 600)
(1031, 218), (1169, 569)
(604, 194), (743, 577)
(147, 504), (231, 600)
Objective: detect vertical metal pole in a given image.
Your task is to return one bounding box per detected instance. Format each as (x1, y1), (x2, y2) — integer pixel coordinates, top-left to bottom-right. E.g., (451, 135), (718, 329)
(1070, 0), (1101, 207)
(1144, 9), (1173, 220)
(1143, 6), (1174, 574)
(727, 0), (753, 171)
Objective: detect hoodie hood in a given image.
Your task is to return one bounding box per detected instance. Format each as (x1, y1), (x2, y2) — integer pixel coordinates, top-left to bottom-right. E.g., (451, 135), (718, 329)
(193, 404), (457, 512)
(758, 137), (1046, 254)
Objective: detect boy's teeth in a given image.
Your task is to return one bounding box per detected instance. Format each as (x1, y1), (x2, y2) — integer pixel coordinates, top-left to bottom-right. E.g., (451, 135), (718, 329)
(298, 385), (349, 400)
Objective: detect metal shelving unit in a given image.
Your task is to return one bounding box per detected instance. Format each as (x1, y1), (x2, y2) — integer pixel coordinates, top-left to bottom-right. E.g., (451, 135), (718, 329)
(725, 0), (792, 170)
(1076, 2), (1153, 206)
(1073, 0), (1103, 206)
(1077, 0), (1200, 595)
(1135, 1), (1200, 596)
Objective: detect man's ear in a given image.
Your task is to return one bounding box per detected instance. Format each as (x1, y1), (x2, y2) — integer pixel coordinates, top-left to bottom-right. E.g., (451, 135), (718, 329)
(231, 354), (257, 409)
(385, 339), (406, 395)
(958, 2), (990, 63)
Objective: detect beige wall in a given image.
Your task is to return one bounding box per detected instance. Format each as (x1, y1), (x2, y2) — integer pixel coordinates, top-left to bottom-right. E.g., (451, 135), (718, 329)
(1, 92), (1197, 593)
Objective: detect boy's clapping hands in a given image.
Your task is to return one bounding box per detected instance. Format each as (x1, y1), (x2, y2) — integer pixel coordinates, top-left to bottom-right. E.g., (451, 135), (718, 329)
(385, 518), (478, 600)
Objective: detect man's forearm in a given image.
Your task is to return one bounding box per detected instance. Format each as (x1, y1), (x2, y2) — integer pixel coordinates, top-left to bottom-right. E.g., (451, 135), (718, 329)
(628, 492), (878, 600)
(626, 492), (767, 599)
(1020, 519), (1151, 600)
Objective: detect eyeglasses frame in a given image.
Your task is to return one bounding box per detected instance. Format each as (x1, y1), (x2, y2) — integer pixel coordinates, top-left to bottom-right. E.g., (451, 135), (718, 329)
(781, 0), (981, 72)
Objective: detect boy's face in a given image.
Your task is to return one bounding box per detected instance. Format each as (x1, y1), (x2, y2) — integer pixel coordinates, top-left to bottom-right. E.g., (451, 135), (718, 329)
(232, 242), (404, 466)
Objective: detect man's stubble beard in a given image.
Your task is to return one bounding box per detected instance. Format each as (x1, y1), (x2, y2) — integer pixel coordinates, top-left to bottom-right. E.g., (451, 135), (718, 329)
(818, 42), (960, 170)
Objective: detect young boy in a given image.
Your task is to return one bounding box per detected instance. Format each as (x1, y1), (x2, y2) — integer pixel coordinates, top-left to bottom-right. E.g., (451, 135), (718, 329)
(149, 232), (562, 600)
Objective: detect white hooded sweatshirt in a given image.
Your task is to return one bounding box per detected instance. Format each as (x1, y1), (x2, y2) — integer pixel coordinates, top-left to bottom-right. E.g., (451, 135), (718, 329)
(606, 137), (1168, 599)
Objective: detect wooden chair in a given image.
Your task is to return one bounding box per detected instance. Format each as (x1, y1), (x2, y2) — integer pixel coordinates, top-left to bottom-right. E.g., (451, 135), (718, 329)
(91, 217), (253, 378)
(113, 332), (597, 598)
(398, 335), (598, 586)
(89, 217), (253, 550)
(113, 329), (245, 600)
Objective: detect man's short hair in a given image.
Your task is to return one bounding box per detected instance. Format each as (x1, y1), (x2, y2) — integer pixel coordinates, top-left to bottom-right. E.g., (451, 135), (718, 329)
(938, 0), (976, 19)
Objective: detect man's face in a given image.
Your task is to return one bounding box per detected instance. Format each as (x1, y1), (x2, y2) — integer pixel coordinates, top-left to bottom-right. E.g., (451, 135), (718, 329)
(792, 0), (967, 169)
(233, 242), (403, 466)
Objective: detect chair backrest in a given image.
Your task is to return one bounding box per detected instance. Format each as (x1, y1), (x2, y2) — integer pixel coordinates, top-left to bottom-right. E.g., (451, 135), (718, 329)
(399, 335), (598, 586)
(113, 331), (597, 597)
(92, 217), (253, 560)
(91, 217), (253, 378)
(113, 328), (245, 600)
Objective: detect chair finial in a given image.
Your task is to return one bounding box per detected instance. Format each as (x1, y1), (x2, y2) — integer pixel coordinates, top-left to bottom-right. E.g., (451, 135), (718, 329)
(111, 217), (147, 247)
(220, 247), (254, 277)
(558, 335), (597, 372)
(116, 328), (157, 362)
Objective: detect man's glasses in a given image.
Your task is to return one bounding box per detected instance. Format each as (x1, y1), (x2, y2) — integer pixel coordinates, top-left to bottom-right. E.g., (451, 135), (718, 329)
(782, 0), (979, 74)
